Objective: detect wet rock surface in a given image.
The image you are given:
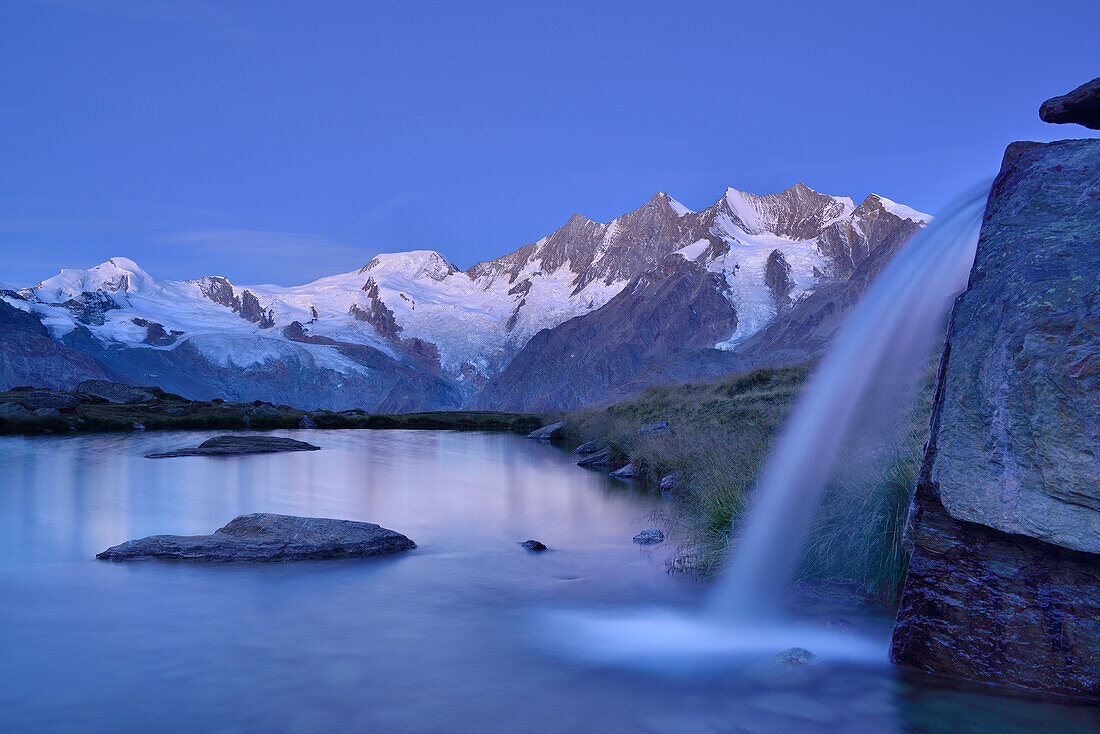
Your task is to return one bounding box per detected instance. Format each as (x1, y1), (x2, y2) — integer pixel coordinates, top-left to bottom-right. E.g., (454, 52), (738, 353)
(525, 422), (564, 440)
(1039, 77), (1100, 129)
(96, 513), (416, 562)
(146, 435), (321, 458)
(576, 446), (617, 468)
(519, 540), (547, 552)
(632, 528), (665, 545)
(610, 463), (638, 479)
(891, 138), (1100, 699)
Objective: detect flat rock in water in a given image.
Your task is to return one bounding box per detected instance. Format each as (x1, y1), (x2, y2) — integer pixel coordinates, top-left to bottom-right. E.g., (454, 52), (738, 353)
(519, 539), (547, 551)
(525, 421), (564, 440)
(775, 647), (818, 665)
(96, 513), (415, 562)
(146, 435), (320, 458)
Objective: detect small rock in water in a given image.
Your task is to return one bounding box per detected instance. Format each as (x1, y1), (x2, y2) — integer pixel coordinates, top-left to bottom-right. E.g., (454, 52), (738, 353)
(775, 647), (818, 665)
(633, 528), (665, 545)
(610, 463), (638, 479)
(519, 539), (547, 552)
(525, 422), (565, 440)
(96, 513), (415, 562)
(826, 617), (853, 630)
(131, 422), (146, 431)
(659, 472), (682, 492)
(573, 440), (602, 455)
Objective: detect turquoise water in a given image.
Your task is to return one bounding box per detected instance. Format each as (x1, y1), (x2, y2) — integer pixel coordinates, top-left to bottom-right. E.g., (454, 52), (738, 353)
(0, 430), (1094, 733)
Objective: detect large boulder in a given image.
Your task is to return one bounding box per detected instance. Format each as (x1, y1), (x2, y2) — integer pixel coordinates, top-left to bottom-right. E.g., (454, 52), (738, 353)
(1039, 77), (1100, 129)
(890, 138), (1100, 699)
(96, 513), (415, 561)
(74, 380), (161, 404)
(525, 421), (564, 440)
(146, 435), (320, 458)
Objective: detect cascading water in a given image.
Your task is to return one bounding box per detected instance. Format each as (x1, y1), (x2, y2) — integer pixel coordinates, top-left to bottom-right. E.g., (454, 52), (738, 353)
(710, 181), (991, 617)
(545, 182), (991, 668)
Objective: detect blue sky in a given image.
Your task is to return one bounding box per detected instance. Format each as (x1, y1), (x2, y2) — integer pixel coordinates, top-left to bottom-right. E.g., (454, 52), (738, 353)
(2, 0), (1098, 286)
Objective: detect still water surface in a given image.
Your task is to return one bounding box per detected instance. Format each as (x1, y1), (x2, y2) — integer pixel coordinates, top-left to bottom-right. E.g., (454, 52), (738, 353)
(0, 430), (1094, 733)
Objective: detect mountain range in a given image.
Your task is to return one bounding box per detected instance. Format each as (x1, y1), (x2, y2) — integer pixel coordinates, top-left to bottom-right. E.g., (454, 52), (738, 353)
(0, 184), (928, 411)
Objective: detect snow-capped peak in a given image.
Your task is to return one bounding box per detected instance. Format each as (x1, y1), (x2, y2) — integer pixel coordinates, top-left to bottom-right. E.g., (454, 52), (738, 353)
(663, 193), (692, 217)
(28, 257), (159, 301)
(866, 194), (931, 223)
(358, 250), (459, 282)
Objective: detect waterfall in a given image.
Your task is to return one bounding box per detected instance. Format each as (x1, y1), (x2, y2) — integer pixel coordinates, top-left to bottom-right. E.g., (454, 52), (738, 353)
(709, 182), (990, 616)
(545, 183), (990, 668)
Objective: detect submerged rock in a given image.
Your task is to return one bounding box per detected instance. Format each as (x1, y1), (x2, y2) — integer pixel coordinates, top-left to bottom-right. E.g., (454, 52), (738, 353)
(891, 138), (1100, 699)
(146, 435), (320, 458)
(775, 647), (818, 665)
(519, 539), (547, 552)
(525, 421), (565, 440)
(610, 463), (638, 479)
(96, 513), (416, 562)
(632, 528), (665, 545)
(1039, 77), (1100, 129)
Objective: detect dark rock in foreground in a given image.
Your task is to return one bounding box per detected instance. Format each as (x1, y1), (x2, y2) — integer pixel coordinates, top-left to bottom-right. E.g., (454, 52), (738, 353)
(146, 435), (320, 458)
(96, 513), (416, 562)
(1039, 77), (1100, 129)
(891, 138), (1100, 700)
(519, 539), (547, 551)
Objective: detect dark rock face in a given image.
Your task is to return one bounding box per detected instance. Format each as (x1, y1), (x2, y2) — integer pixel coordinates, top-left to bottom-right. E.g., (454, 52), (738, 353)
(477, 257), (737, 411)
(1039, 77), (1100, 129)
(891, 139), (1100, 699)
(96, 513), (416, 562)
(519, 540), (547, 552)
(764, 249), (795, 310)
(0, 298), (113, 391)
(145, 435), (321, 458)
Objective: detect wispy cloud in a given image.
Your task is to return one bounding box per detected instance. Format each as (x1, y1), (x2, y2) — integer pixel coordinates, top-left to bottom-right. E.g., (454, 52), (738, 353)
(357, 192), (424, 228)
(159, 229), (377, 285)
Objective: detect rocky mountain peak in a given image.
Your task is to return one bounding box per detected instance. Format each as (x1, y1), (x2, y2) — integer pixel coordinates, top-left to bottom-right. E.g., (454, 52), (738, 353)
(358, 251), (459, 282)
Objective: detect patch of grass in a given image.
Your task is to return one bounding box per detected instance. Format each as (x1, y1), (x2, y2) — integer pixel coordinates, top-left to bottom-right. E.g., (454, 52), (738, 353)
(560, 362), (936, 602)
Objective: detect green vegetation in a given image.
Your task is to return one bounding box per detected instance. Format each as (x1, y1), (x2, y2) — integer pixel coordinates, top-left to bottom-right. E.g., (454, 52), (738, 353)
(558, 363), (934, 602)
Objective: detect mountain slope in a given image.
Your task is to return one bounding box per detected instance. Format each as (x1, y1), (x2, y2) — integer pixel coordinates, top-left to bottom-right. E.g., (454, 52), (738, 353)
(1, 184), (928, 411)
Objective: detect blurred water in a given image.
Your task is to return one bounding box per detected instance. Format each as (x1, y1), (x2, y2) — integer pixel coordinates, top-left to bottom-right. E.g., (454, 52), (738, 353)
(0, 429), (1094, 733)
